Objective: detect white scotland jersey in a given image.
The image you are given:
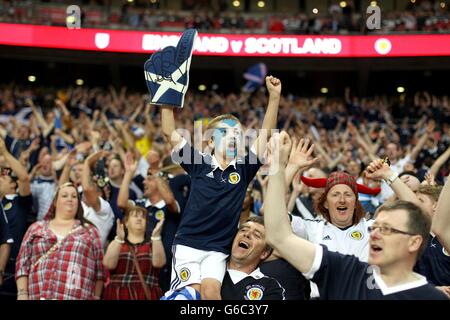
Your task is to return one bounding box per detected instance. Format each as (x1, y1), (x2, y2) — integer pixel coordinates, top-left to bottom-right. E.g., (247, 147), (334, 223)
(291, 215), (374, 298)
(291, 215), (374, 262)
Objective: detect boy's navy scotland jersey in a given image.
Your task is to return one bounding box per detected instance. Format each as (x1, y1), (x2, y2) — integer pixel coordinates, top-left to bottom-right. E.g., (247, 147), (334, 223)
(306, 244), (448, 300)
(172, 140), (262, 254)
(414, 235), (450, 286)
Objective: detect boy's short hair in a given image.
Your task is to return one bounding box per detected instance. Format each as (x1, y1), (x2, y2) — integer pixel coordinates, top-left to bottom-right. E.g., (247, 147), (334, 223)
(205, 114), (241, 132)
(417, 185), (443, 203)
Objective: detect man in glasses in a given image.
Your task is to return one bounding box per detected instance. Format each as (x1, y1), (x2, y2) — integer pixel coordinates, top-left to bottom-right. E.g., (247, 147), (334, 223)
(365, 159), (450, 297)
(263, 132), (447, 299)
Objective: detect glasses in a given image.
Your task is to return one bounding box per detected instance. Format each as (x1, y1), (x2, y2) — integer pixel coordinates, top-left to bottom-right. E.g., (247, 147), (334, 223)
(368, 225), (416, 236)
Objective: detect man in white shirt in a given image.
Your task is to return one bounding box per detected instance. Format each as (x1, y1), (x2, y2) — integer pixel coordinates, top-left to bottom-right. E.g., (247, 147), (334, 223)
(81, 151), (114, 247)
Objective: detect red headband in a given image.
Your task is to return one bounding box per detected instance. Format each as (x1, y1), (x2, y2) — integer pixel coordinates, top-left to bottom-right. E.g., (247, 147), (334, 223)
(301, 172), (381, 196)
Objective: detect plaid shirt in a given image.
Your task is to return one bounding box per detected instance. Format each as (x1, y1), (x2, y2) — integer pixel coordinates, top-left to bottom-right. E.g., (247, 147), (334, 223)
(103, 242), (162, 300)
(15, 220), (106, 300)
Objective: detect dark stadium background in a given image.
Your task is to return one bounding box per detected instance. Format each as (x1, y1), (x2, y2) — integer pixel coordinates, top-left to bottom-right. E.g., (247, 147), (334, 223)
(1, 46), (450, 96)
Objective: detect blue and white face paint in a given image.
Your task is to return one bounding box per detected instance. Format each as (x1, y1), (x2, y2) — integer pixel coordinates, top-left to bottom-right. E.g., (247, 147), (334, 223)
(212, 119), (242, 160)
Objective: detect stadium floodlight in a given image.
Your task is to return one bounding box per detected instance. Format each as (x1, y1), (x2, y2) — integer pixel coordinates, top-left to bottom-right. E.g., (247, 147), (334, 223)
(76, 79), (84, 86)
(340, 1), (347, 8)
(440, 2), (446, 8)
(28, 75), (36, 82)
(66, 15), (76, 25)
(257, 1), (265, 8)
(397, 86), (405, 93)
(198, 84), (207, 91)
(127, 0), (133, 3)
(232, 0), (240, 7)
(320, 87), (328, 94)
(411, 0), (416, 3)
(370, 1), (377, 7)
(312, 8), (319, 14)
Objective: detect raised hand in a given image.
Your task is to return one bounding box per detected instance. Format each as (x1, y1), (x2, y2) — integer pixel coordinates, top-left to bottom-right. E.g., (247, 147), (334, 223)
(365, 159), (392, 181)
(67, 148), (78, 167)
(116, 218), (125, 241)
(152, 218), (165, 238)
(25, 98), (35, 108)
(90, 131), (101, 143)
(85, 150), (109, 167)
(124, 152), (137, 174)
(424, 171), (436, 186)
(75, 141), (92, 154)
(30, 137), (41, 151)
(265, 76), (282, 97)
(288, 138), (319, 171)
(268, 131), (292, 169)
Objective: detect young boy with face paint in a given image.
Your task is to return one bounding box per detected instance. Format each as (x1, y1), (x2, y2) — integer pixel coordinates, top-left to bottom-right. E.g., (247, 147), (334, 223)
(160, 76), (281, 300)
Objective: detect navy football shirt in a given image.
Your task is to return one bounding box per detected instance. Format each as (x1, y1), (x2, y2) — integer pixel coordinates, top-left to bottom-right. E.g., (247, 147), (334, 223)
(1, 194), (33, 260)
(172, 141), (262, 254)
(0, 202), (12, 245)
(414, 235), (450, 286)
(260, 258), (310, 300)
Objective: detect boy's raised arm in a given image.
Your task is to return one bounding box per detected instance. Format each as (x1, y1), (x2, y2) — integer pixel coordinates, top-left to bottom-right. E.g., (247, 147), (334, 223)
(161, 106), (184, 149)
(251, 76), (281, 160)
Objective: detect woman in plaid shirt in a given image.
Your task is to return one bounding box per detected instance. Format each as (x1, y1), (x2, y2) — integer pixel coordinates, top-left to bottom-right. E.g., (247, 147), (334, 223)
(15, 182), (106, 300)
(103, 205), (165, 300)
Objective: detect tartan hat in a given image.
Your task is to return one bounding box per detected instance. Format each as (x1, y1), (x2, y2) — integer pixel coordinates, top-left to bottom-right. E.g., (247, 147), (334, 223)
(301, 171), (381, 196)
(325, 172), (358, 197)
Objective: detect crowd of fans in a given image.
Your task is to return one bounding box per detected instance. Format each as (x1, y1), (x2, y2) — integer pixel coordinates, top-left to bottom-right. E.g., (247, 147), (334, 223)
(0, 80), (449, 299)
(0, 0), (449, 34)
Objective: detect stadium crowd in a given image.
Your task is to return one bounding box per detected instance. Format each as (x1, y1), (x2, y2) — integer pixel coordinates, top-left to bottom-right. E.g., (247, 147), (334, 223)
(0, 0), (449, 34)
(0, 80), (449, 299)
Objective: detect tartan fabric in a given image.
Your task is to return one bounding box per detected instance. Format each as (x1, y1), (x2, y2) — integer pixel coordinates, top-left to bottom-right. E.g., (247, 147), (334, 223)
(15, 220), (106, 300)
(103, 242), (163, 300)
(325, 172), (358, 197)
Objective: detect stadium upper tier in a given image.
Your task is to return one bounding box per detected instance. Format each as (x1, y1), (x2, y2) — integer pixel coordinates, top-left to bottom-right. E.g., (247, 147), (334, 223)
(0, 0), (449, 35)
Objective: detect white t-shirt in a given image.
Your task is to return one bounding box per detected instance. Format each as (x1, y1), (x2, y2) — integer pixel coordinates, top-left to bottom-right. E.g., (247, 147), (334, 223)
(291, 216), (374, 297)
(81, 197), (114, 247)
(291, 216), (374, 262)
